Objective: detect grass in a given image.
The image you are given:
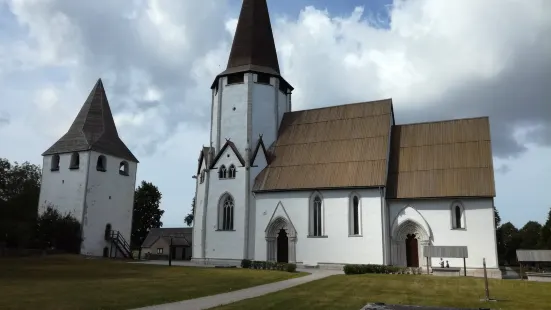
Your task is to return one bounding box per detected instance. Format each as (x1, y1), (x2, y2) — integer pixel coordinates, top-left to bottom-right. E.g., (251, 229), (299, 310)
(0, 255), (304, 310)
(214, 273), (551, 310)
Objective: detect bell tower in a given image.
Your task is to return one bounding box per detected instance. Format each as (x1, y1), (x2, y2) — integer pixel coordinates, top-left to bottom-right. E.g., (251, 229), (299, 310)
(193, 0), (293, 264)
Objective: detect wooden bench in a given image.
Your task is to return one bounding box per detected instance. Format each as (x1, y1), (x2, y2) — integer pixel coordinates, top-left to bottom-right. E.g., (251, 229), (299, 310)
(525, 272), (551, 282)
(432, 267), (462, 277)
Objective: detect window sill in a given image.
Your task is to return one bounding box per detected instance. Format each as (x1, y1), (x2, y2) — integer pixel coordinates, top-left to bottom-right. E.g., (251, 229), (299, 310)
(96, 168), (106, 172)
(226, 82), (245, 86)
(215, 229), (236, 232)
(348, 234), (363, 237)
(50, 168), (59, 172)
(307, 235), (328, 238)
(451, 228), (466, 231)
(119, 172), (129, 176)
(69, 166), (79, 170)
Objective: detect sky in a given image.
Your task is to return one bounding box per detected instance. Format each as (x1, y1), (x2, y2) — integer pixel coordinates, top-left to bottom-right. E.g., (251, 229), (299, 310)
(0, 0), (550, 229)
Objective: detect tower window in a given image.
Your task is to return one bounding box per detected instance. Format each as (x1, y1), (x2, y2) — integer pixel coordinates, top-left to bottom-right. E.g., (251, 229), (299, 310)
(69, 152), (80, 170)
(119, 161), (129, 176)
(51, 154), (60, 171)
(227, 74), (244, 85)
(96, 155), (107, 172)
(228, 164), (236, 179)
(219, 165), (227, 179)
(200, 170), (205, 183)
(256, 73), (271, 84)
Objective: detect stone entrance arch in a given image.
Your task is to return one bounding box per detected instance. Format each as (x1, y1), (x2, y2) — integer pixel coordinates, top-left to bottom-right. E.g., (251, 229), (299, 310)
(391, 220), (430, 268)
(266, 216), (297, 263)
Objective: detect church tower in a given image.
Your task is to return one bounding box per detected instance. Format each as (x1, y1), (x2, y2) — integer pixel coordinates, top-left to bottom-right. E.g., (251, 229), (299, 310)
(193, 0), (293, 264)
(39, 79), (138, 257)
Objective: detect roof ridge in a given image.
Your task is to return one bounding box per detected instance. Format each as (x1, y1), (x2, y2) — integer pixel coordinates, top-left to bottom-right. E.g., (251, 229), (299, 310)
(287, 98), (393, 114)
(397, 116), (489, 127)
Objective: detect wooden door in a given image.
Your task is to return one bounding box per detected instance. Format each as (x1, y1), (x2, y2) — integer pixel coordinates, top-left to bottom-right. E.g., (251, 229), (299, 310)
(405, 234), (419, 267)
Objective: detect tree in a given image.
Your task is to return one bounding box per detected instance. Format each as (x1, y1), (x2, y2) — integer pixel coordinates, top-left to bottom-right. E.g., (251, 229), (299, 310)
(131, 181), (164, 249)
(519, 221), (542, 250)
(496, 222), (521, 265)
(539, 207), (551, 249)
(184, 197), (195, 226)
(493, 205), (501, 228)
(0, 158), (42, 247)
(35, 205), (82, 253)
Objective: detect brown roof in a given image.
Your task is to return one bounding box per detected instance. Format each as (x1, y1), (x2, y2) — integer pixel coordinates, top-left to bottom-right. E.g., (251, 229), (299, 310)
(253, 99), (393, 192)
(42, 79), (139, 162)
(223, 0), (279, 75)
(141, 227), (192, 248)
(386, 117), (496, 198)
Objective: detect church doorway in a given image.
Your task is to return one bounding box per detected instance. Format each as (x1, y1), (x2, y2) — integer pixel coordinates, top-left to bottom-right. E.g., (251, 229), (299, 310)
(405, 233), (419, 267)
(276, 228), (289, 263)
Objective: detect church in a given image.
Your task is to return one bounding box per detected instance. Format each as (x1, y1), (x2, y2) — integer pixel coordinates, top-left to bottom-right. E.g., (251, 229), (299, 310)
(192, 0), (500, 277)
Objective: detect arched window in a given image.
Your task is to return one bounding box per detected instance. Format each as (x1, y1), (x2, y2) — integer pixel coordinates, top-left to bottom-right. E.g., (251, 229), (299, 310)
(218, 194), (234, 231)
(228, 164), (236, 178)
(51, 154), (60, 171)
(350, 195), (361, 236)
(309, 195), (323, 237)
(119, 161), (129, 176)
(69, 152), (80, 169)
(451, 202), (465, 229)
(96, 155), (106, 172)
(218, 165), (227, 179)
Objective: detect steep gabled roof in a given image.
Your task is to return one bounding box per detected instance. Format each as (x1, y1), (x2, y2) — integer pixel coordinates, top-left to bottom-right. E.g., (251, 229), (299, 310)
(42, 79), (138, 162)
(386, 117), (496, 198)
(197, 146), (214, 175)
(250, 135), (273, 166)
(222, 0), (279, 76)
(209, 139), (246, 169)
(254, 99), (393, 192)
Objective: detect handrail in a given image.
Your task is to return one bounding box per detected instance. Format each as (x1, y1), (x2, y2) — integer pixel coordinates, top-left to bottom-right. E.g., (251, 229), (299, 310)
(109, 230), (133, 258)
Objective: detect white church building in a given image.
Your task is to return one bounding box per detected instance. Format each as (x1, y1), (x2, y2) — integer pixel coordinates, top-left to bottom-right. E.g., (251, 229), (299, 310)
(192, 0), (500, 277)
(38, 79), (138, 258)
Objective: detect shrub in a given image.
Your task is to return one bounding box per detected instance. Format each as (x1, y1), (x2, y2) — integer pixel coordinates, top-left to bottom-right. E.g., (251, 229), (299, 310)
(343, 264), (406, 275)
(286, 263), (297, 272)
(241, 259), (252, 268)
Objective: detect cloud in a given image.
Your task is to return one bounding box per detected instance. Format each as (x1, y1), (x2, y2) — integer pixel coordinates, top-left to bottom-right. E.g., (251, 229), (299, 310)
(0, 0), (550, 226)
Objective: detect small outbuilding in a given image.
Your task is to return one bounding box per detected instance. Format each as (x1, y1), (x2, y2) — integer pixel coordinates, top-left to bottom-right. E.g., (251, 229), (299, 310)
(141, 227), (192, 261)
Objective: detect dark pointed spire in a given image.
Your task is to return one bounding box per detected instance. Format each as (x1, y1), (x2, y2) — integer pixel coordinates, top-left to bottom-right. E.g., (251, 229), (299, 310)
(42, 79), (139, 162)
(225, 0), (280, 74)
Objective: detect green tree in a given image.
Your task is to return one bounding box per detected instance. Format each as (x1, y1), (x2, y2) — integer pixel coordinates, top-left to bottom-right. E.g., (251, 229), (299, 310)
(496, 222), (521, 265)
(0, 158), (42, 247)
(184, 197), (195, 226)
(35, 205), (82, 253)
(131, 181), (164, 249)
(539, 207), (551, 249)
(493, 205), (501, 228)
(519, 221), (542, 250)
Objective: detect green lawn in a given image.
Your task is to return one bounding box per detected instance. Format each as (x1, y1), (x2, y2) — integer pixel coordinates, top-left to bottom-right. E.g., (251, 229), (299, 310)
(0, 255), (304, 310)
(215, 273), (551, 310)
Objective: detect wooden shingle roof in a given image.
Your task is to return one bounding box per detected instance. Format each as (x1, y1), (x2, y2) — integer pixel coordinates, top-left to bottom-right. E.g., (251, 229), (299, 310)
(42, 79), (138, 162)
(254, 99), (393, 191)
(386, 117), (496, 198)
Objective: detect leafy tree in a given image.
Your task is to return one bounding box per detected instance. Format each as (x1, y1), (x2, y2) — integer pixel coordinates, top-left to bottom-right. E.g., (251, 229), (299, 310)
(519, 221), (542, 250)
(0, 158), (41, 247)
(131, 181), (164, 249)
(496, 222), (521, 265)
(35, 205), (82, 253)
(184, 197), (195, 226)
(493, 205), (501, 228)
(539, 207), (551, 249)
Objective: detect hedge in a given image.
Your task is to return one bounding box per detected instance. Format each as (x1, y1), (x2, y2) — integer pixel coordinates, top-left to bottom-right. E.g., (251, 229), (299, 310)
(241, 259), (297, 273)
(343, 264), (418, 275)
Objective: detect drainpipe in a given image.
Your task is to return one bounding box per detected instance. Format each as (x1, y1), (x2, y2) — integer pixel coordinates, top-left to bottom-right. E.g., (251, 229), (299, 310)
(379, 187), (387, 265)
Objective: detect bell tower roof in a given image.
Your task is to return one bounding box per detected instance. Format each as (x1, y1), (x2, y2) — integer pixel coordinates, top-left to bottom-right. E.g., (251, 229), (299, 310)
(42, 79), (139, 163)
(214, 0), (288, 81)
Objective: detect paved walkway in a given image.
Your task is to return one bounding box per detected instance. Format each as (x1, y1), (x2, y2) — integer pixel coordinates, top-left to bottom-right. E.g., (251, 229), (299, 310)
(130, 262), (341, 310)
